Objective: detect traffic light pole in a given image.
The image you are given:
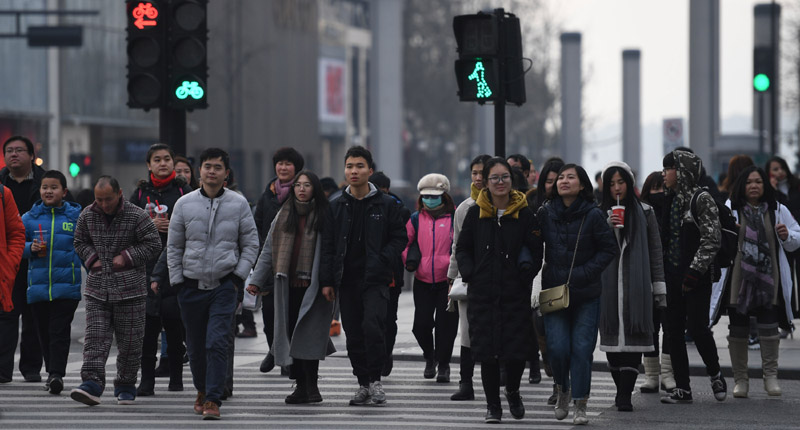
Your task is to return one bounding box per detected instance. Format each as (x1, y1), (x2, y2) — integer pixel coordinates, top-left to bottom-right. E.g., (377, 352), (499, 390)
(758, 92), (765, 156)
(159, 107), (187, 156)
(494, 8), (506, 158)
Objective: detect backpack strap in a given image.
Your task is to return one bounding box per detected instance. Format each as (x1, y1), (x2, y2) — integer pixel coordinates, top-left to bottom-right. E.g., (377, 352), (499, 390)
(410, 211), (420, 240)
(0, 184), (4, 209)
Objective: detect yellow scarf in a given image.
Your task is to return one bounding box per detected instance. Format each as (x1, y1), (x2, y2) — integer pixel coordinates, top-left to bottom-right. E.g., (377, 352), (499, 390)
(475, 189), (528, 219)
(470, 182), (481, 200)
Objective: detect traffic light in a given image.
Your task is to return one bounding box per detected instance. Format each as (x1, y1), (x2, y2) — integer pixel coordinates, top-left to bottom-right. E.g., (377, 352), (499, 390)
(453, 11), (526, 105)
(68, 154), (92, 178)
(753, 46), (774, 92)
(166, 0), (208, 109)
(126, 1), (166, 109)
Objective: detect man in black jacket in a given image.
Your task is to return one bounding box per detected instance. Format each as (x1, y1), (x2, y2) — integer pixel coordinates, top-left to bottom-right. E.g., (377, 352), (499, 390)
(320, 147), (407, 406)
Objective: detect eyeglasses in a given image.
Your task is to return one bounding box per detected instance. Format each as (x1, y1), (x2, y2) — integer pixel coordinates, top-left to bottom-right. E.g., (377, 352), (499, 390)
(488, 174), (511, 184)
(4, 147), (28, 155)
(293, 182), (312, 189)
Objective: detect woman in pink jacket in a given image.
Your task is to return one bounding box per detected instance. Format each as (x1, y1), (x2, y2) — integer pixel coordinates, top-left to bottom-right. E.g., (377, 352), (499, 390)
(403, 173), (458, 382)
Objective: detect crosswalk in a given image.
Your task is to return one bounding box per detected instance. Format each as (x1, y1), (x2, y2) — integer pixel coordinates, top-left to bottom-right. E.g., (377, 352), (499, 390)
(0, 354), (617, 429)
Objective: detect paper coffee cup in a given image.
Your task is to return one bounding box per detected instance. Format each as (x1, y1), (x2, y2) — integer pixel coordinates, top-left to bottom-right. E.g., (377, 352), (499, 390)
(611, 205), (625, 229)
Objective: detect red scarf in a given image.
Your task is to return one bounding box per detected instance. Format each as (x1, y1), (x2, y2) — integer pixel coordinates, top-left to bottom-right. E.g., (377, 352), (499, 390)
(151, 171), (176, 189)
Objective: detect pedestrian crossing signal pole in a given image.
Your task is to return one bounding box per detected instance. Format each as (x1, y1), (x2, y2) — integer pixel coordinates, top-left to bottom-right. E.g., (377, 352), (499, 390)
(453, 8), (525, 158)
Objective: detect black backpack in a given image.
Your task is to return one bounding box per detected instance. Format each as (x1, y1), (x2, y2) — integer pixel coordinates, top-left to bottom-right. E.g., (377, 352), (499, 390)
(689, 188), (738, 281)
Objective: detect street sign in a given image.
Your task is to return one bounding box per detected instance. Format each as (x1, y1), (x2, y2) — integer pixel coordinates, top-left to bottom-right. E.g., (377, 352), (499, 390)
(663, 118), (684, 154)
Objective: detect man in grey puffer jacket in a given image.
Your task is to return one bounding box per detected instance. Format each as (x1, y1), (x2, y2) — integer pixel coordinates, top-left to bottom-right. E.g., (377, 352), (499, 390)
(167, 148), (259, 420)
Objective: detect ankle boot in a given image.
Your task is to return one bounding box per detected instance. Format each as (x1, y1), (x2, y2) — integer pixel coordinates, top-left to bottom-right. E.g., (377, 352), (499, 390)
(137, 357), (156, 396)
(168, 351), (184, 391)
(305, 360), (322, 403)
(727, 336), (749, 398)
(450, 380), (474, 400)
(609, 368), (620, 406)
(640, 356), (660, 393)
(660, 353), (676, 392)
(285, 360), (309, 404)
(617, 368), (638, 411)
(760, 335), (781, 396)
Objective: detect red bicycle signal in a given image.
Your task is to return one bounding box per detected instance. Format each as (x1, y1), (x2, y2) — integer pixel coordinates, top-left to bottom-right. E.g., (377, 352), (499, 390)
(132, 2), (159, 30)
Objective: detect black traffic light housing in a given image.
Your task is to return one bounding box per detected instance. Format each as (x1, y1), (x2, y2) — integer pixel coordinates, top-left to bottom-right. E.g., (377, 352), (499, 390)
(453, 10), (526, 106)
(126, 0), (167, 110)
(753, 46), (774, 92)
(166, 0), (208, 109)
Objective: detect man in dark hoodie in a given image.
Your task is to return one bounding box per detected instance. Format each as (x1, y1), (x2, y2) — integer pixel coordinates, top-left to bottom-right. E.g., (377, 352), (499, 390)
(659, 150), (727, 404)
(321, 146), (407, 406)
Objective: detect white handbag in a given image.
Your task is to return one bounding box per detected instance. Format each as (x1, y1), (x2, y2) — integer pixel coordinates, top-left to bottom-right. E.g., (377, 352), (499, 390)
(448, 278), (468, 301)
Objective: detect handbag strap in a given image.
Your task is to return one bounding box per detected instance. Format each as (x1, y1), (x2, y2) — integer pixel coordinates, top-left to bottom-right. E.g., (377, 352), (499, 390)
(564, 215), (586, 287)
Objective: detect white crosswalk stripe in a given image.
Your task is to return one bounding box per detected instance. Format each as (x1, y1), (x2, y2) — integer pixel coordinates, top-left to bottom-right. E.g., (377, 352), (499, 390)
(0, 354), (617, 429)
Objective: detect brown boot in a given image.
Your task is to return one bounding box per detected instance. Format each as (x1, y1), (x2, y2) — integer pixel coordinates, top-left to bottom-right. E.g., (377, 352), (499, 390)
(193, 391), (205, 415)
(202, 401), (220, 420)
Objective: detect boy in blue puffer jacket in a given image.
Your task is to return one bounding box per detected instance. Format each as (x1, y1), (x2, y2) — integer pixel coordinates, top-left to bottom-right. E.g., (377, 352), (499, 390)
(21, 170), (82, 395)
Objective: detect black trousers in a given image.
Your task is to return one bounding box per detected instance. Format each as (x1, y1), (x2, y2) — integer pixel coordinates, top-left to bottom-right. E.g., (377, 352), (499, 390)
(339, 280), (388, 385)
(606, 352), (642, 369)
(142, 314), (185, 373)
(31, 299), (79, 378)
(0, 267), (43, 380)
(666, 272), (720, 390)
(384, 286), (401, 357)
(481, 359), (524, 406)
(411, 279), (459, 364)
(644, 307), (670, 357)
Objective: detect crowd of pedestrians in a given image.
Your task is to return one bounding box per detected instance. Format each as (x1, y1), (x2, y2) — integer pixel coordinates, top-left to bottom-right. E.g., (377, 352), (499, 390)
(2, 134), (800, 424)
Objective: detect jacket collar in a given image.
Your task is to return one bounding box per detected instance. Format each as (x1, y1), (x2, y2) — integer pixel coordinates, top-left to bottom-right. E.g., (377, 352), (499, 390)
(344, 182), (380, 201)
(476, 189), (528, 219)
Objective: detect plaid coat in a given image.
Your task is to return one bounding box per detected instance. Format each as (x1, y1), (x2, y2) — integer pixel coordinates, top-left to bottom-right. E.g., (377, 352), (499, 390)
(74, 197), (161, 302)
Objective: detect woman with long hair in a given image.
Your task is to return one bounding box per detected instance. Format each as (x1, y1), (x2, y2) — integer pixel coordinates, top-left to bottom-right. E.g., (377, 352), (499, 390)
(638, 171), (676, 394)
(719, 155), (755, 201)
(402, 174), (458, 382)
(174, 156), (198, 190)
(456, 157), (543, 423)
(247, 170), (334, 404)
(598, 162), (666, 411)
(537, 164), (616, 425)
(710, 166), (800, 398)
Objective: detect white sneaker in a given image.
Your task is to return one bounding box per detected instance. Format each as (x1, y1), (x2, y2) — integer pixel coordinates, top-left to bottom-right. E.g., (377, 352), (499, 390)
(369, 381), (386, 405)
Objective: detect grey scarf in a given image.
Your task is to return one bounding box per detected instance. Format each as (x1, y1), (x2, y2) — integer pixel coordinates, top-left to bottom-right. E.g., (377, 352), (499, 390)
(600, 202), (654, 338)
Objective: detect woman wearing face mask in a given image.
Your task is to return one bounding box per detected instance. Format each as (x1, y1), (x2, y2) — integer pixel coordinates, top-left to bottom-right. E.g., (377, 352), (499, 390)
(247, 171), (334, 404)
(402, 174), (459, 382)
(710, 166), (800, 399)
(638, 171), (676, 393)
(598, 162), (667, 412)
(456, 158), (543, 424)
(537, 164), (616, 425)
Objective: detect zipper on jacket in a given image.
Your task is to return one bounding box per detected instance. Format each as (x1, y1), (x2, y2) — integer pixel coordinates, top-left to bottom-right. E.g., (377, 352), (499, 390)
(49, 208), (55, 301)
(431, 214), (436, 283)
(72, 262), (75, 285)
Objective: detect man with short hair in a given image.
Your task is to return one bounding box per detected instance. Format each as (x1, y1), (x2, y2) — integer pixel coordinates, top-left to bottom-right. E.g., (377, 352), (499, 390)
(70, 176), (162, 406)
(321, 146), (407, 406)
(168, 148), (259, 420)
(0, 135), (47, 383)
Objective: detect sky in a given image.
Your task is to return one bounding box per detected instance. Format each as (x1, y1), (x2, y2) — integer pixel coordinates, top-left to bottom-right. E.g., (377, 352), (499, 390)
(547, 0), (798, 179)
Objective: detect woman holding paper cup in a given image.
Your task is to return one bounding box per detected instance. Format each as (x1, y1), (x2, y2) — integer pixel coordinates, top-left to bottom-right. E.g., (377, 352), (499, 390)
(598, 161), (667, 412)
(537, 163), (616, 425)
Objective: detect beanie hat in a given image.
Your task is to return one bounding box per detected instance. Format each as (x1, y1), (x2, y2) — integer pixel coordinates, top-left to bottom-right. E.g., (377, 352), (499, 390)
(602, 161), (635, 182)
(417, 173), (450, 196)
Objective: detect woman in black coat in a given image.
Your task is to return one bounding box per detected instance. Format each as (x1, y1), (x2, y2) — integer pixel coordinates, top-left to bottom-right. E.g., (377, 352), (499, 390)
(456, 157), (543, 424)
(128, 143), (193, 395)
(537, 164), (616, 425)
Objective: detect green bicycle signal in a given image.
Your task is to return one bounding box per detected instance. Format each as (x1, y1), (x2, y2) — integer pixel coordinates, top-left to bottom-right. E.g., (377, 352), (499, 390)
(468, 61), (493, 99)
(175, 80), (205, 100)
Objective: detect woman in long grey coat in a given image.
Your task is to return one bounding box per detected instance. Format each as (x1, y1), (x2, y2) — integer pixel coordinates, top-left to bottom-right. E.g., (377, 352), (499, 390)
(598, 162), (667, 412)
(247, 170), (335, 404)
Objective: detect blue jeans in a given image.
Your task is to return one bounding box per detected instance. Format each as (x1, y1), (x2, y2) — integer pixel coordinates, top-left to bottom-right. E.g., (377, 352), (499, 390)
(543, 297), (600, 400)
(178, 280), (237, 405)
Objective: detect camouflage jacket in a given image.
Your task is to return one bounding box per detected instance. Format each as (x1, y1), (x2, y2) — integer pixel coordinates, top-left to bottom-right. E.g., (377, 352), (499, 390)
(670, 150), (721, 274)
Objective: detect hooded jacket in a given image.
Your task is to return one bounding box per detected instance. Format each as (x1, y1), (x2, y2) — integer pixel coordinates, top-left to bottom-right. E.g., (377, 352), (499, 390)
(537, 196), (617, 302)
(661, 150), (721, 278)
(22, 200), (83, 304)
(320, 183), (408, 291)
(455, 189), (543, 360)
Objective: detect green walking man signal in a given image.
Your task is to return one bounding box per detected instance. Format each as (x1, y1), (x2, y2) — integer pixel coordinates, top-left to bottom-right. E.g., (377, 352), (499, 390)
(469, 61), (493, 99)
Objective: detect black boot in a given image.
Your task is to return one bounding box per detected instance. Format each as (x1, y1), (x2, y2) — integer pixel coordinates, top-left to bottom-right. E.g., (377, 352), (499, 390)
(285, 360), (308, 404)
(168, 352), (184, 392)
(137, 357), (156, 396)
(154, 356), (170, 377)
(610, 368), (621, 406)
(423, 358), (437, 379)
(528, 359), (541, 384)
(617, 368), (638, 412)
(260, 352), (275, 373)
(451, 380), (475, 400)
(305, 360), (322, 403)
